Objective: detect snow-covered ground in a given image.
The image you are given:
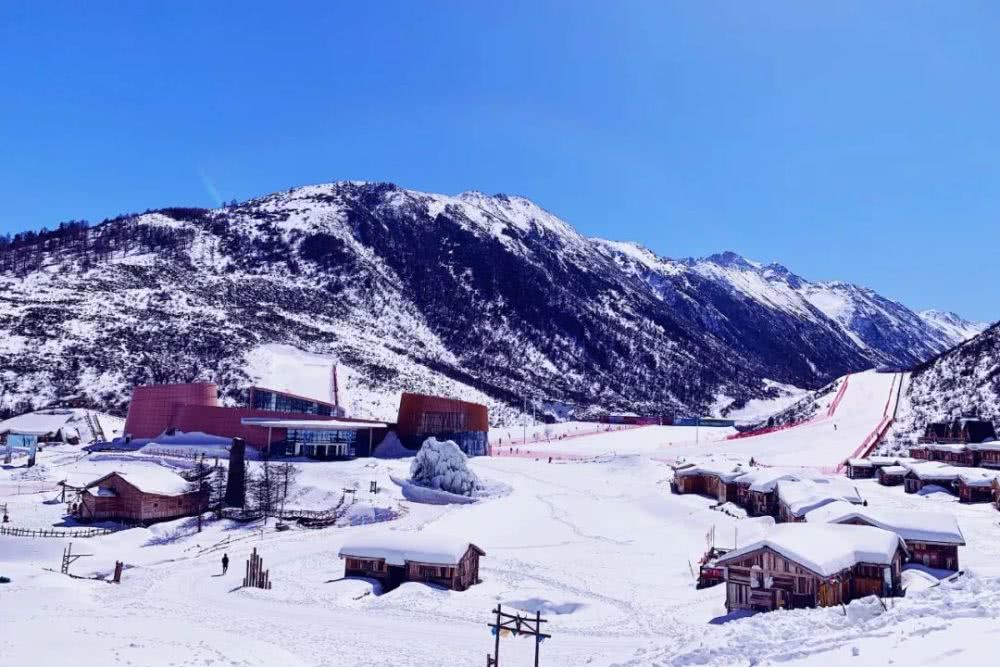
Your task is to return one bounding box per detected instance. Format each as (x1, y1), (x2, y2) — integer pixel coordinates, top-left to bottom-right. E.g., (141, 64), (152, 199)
(3, 380), (999, 666)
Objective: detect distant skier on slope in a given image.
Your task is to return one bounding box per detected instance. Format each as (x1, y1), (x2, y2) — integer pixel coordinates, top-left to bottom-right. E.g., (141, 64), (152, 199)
(221, 553), (229, 575)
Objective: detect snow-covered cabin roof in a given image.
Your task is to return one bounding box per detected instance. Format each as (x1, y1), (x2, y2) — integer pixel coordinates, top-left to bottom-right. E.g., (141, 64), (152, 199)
(776, 479), (863, 518)
(804, 500), (965, 546)
(735, 468), (806, 493)
(969, 441), (1000, 452)
(904, 462), (963, 481)
(924, 443), (971, 454)
(716, 524), (906, 577)
(338, 533), (484, 566)
(87, 467), (194, 497)
(673, 459), (749, 482)
(955, 469), (1000, 487)
(0, 410), (75, 436)
(847, 456), (913, 467)
(879, 465), (908, 476)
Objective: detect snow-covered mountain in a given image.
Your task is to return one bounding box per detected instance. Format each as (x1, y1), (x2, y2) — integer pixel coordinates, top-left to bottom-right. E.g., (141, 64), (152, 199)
(917, 309), (988, 346)
(0, 181), (982, 422)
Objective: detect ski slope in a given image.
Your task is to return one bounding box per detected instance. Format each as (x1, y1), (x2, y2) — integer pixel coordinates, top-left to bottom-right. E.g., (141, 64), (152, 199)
(507, 371), (904, 469)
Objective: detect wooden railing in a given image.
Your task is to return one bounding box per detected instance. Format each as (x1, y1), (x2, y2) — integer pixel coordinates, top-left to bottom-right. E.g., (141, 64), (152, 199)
(0, 525), (112, 538)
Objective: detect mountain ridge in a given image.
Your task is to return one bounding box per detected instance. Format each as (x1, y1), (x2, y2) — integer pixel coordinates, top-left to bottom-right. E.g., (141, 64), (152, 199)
(0, 181), (986, 422)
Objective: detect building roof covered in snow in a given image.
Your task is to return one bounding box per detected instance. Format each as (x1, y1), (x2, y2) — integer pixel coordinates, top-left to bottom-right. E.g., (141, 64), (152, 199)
(846, 456), (914, 467)
(86, 467), (194, 497)
(879, 465), (908, 476)
(734, 468), (807, 493)
(672, 458), (750, 482)
(338, 533), (484, 566)
(716, 524), (906, 577)
(955, 469), (1000, 487)
(904, 461), (964, 481)
(0, 410), (77, 436)
(804, 500), (965, 545)
(776, 479), (863, 518)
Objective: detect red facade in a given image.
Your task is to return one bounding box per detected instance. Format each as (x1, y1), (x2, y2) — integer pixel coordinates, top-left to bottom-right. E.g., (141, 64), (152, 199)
(123, 383), (373, 450)
(396, 393), (488, 435)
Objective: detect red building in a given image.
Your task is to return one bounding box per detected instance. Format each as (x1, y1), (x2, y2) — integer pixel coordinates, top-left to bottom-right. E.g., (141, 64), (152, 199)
(396, 392), (489, 456)
(122, 383), (386, 454)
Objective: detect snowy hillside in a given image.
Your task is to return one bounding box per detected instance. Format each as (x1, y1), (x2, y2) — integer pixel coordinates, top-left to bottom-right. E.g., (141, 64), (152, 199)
(0, 181), (980, 421)
(890, 322), (1000, 446)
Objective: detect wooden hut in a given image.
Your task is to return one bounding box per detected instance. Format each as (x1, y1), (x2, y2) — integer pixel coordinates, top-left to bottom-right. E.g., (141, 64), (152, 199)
(955, 470), (1000, 503)
(671, 460), (748, 503)
(717, 524), (906, 613)
(775, 479), (863, 524)
(339, 536), (484, 592)
(77, 469), (208, 525)
(805, 501), (965, 571)
(877, 465), (907, 486)
(903, 463), (961, 495)
(970, 442), (1000, 470)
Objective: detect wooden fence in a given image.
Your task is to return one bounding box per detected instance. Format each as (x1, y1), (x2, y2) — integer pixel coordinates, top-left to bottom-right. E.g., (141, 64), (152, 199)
(0, 525), (113, 538)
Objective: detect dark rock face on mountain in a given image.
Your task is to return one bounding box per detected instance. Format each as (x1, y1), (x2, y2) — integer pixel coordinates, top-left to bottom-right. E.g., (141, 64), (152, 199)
(0, 182), (983, 421)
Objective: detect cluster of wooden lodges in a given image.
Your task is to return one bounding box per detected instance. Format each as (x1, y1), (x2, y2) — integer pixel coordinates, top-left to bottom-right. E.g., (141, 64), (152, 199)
(805, 500), (965, 571)
(672, 459), (863, 522)
(716, 524), (907, 613)
(909, 441), (1000, 469)
(338, 535), (485, 592)
(899, 461), (1000, 503)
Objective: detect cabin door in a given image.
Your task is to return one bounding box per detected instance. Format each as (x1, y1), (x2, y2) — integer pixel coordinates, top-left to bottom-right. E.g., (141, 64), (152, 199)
(387, 565), (406, 591)
(817, 582), (837, 607)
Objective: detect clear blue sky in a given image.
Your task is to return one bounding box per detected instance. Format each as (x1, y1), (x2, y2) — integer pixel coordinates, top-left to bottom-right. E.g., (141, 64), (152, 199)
(2, 2), (997, 320)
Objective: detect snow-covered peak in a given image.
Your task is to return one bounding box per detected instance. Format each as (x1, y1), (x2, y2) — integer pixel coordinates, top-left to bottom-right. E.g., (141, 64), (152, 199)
(918, 310), (989, 344)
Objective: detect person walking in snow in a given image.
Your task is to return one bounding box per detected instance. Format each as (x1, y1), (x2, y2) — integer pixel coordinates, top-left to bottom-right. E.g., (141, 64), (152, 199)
(221, 553), (229, 575)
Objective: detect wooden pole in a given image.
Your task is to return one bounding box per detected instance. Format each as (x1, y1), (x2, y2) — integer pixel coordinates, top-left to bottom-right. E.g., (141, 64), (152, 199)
(494, 604), (501, 667)
(534, 610), (541, 667)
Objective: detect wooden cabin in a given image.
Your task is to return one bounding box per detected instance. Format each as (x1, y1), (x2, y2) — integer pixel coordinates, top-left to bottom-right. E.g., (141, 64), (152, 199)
(339, 537), (484, 592)
(775, 480), (863, 524)
(903, 463), (960, 495)
(955, 471), (1000, 503)
(77, 469), (208, 525)
(805, 501), (965, 572)
(717, 524), (906, 613)
(844, 459), (876, 479)
(671, 460), (748, 504)
(877, 465), (907, 486)
(970, 442), (1000, 470)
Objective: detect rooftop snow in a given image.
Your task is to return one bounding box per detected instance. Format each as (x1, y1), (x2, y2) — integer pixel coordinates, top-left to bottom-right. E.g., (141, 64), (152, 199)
(776, 479), (863, 517)
(0, 410), (75, 436)
(93, 467), (193, 497)
(338, 533), (482, 566)
(716, 523), (905, 577)
(804, 500), (965, 545)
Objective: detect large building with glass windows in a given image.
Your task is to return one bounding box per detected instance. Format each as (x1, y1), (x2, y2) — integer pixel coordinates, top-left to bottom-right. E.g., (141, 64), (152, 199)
(122, 382), (385, 457)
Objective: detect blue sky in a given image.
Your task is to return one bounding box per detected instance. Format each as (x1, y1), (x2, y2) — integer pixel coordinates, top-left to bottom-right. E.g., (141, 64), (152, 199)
(1, 2), (997, 320)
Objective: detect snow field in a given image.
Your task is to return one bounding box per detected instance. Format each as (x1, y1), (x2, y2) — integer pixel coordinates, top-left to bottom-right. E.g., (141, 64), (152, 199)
(3, 387), (1000, 666)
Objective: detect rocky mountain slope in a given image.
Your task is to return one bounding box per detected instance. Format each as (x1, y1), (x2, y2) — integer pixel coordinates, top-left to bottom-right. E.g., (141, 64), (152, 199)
(0, 181), (985, 422)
